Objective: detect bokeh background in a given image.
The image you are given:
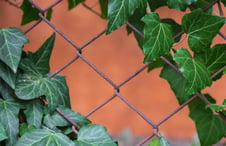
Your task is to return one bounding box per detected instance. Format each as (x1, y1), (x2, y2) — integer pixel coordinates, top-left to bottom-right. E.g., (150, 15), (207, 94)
(0, 0), (225, 143)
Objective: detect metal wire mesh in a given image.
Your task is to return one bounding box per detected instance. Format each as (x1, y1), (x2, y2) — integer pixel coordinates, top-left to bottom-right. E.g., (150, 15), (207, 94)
(9, 0), (226, 145)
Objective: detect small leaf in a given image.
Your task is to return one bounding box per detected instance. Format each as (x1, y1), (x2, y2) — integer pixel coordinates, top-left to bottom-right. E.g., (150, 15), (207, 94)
(28, 33), (56, 75)
(19, 123), (36, 136)
(149, 137), (160, 146)
(99, 0), (108, 19)
(160, 63), (188, 104)
(182, 9), (225, 52)
(67, 0), (85, 10)
(76, 124), (117, 145)
(0, 27), (28, 73)
(106, 0), (146, 34)
(173, 48), (212, 96)
(206, 104), (226, 112)
(24, 100), (44, 128)
(147, 0), (167, 11)
(167, 0), (187, 11)
(15, 129), (75, 146)
(195, 44), (226, 74)
(20, 0), (39, 25)
(142, 13), (174, 62)
(0, 99), (23, 146)
(44, 106), (91, 130)
(189, 95), (226, 146)
(0, 122), (8, 142)
(0, 61), (16, 89)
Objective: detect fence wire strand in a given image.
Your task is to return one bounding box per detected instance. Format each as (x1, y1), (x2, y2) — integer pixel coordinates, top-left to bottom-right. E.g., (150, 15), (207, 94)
(20, 0), (226, 145)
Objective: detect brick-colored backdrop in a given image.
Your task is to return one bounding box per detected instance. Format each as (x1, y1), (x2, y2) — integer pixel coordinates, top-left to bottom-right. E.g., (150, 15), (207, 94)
(0, 0), (225, 139)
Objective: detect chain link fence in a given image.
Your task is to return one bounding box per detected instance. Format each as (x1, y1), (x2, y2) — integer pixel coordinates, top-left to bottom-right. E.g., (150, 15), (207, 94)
(3, 0), (226, 145)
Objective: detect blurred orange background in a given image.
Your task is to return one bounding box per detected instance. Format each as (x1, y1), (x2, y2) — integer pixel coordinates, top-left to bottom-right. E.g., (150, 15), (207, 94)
(0, 0), (225, 140)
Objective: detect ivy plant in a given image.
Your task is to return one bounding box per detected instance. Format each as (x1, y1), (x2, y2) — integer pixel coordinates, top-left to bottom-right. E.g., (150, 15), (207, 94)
(1, 0), (226, 146)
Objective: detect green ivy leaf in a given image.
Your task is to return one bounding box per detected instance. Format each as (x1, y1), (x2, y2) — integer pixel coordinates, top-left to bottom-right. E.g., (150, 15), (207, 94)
(206, 104), (226, 112)
(24, 100), (44, 128)
(142, 13), (174, 62)
(19, 123), (36, 136)
(0, 99), (23, 146)
(160, 63), (188, 104)
(46, 9), (53, 20)
(0, 78), (14, 100)
(28, 33), (55, 75)
(106, 0), (146, 34)
(0, 122), (8, 142)
(15, 129), (75, 146)
(67, 0), (85, 10)
(43, 106), (91, 130)
(182, 9), (225, 52)
(194, 44), (226, 75)
(173, 48), (212, 96)
(147, 0), (167, 11)
(189, 95), (226, 146)
(99, 0), (108, 19)
(20, 0), (39, 25)
(148, 136), (171, 146)
(15, 59), (70, 111)
(167, 0), (198, 11)
(0, 27), (28, 73)
(75, 124), (117, 145)
(189, 0), (213, 14)
(0, 61), (16, 89)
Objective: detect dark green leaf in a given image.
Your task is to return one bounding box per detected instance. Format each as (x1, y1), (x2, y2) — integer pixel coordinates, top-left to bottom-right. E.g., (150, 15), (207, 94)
(0, 61), (16, 89)
(46, 9), (53, 20)
(44, 106), (91, 130)
(0, 99), (23, 146)
(76, 124), (117, 146)
(147, 0), (167, 11)
(194, 44), (226, 74)
(106, 0), (146, 34)
(24, 100), (44, 128)
(161, 18), (182, 42)
(182, 9), (225, 52)
(15, 129), (75, 146)
(0, 78), (14, 100)
(0, 122), (8, 142)
(99, 0), (108, 19)
(28, 33), (55, 75)
(0, 27), (28, 73)
(167, 0), (187, 11)
(206, 99), (226, 112)
(148, 54), (172, 71)
(19, 123), (36, 136)
(189, 0), (213, 14)
(142, 13), (174, 62)
(173, 48), (212, 96)
(67, 0), (85, 10)
(189, 95), (226, 146)
(127, 8), (146, 48)
(160, 63), (188, 104)
(20, 0), (39, 25)
(221, 0), (226, 6)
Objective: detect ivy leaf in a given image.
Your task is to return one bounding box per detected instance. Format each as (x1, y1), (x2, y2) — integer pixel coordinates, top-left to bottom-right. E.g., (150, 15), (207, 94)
(99, 0), (108, 19)
(147, 0), (167, 11)
(0, 99), (23, 146)
(160, 63), (188, 104)
(43, 106), (91, 130)
(19, 123), (36, 136)
(0, 78), (14, 100)
(20, 0), (39, 25)
(148, 136), (171, 146)
(0, 122), (8, 142)
(106, 0), (146, 34)
(15, 59), (70, 111)
(182, 9), (225, 52)
(0, 27), (28, 73)
(167, 0), (198, 11)
(173, 48), (212, 96)
(0, 61), (16, 89)
(15, 129), (75, 146)
(194, 44), (226, 75)
(189, 95), (226, 146)
(28, 33), (55, 75)
(142, 13), (174, 62)
(67, 0), (85, 10)
(75, 124), (117, 145)
(24, 100), (44, 128)
(189, 0), (213, 14)
(206, 104), (226, 112)
(221, 0), (226, 7)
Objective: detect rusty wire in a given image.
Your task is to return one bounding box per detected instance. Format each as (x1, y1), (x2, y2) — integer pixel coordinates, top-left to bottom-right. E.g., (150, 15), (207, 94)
(22, 0), (226, 145)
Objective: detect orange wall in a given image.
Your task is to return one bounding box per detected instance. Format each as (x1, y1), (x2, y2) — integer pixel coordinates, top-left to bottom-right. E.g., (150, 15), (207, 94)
(0, 1), (225, 139)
